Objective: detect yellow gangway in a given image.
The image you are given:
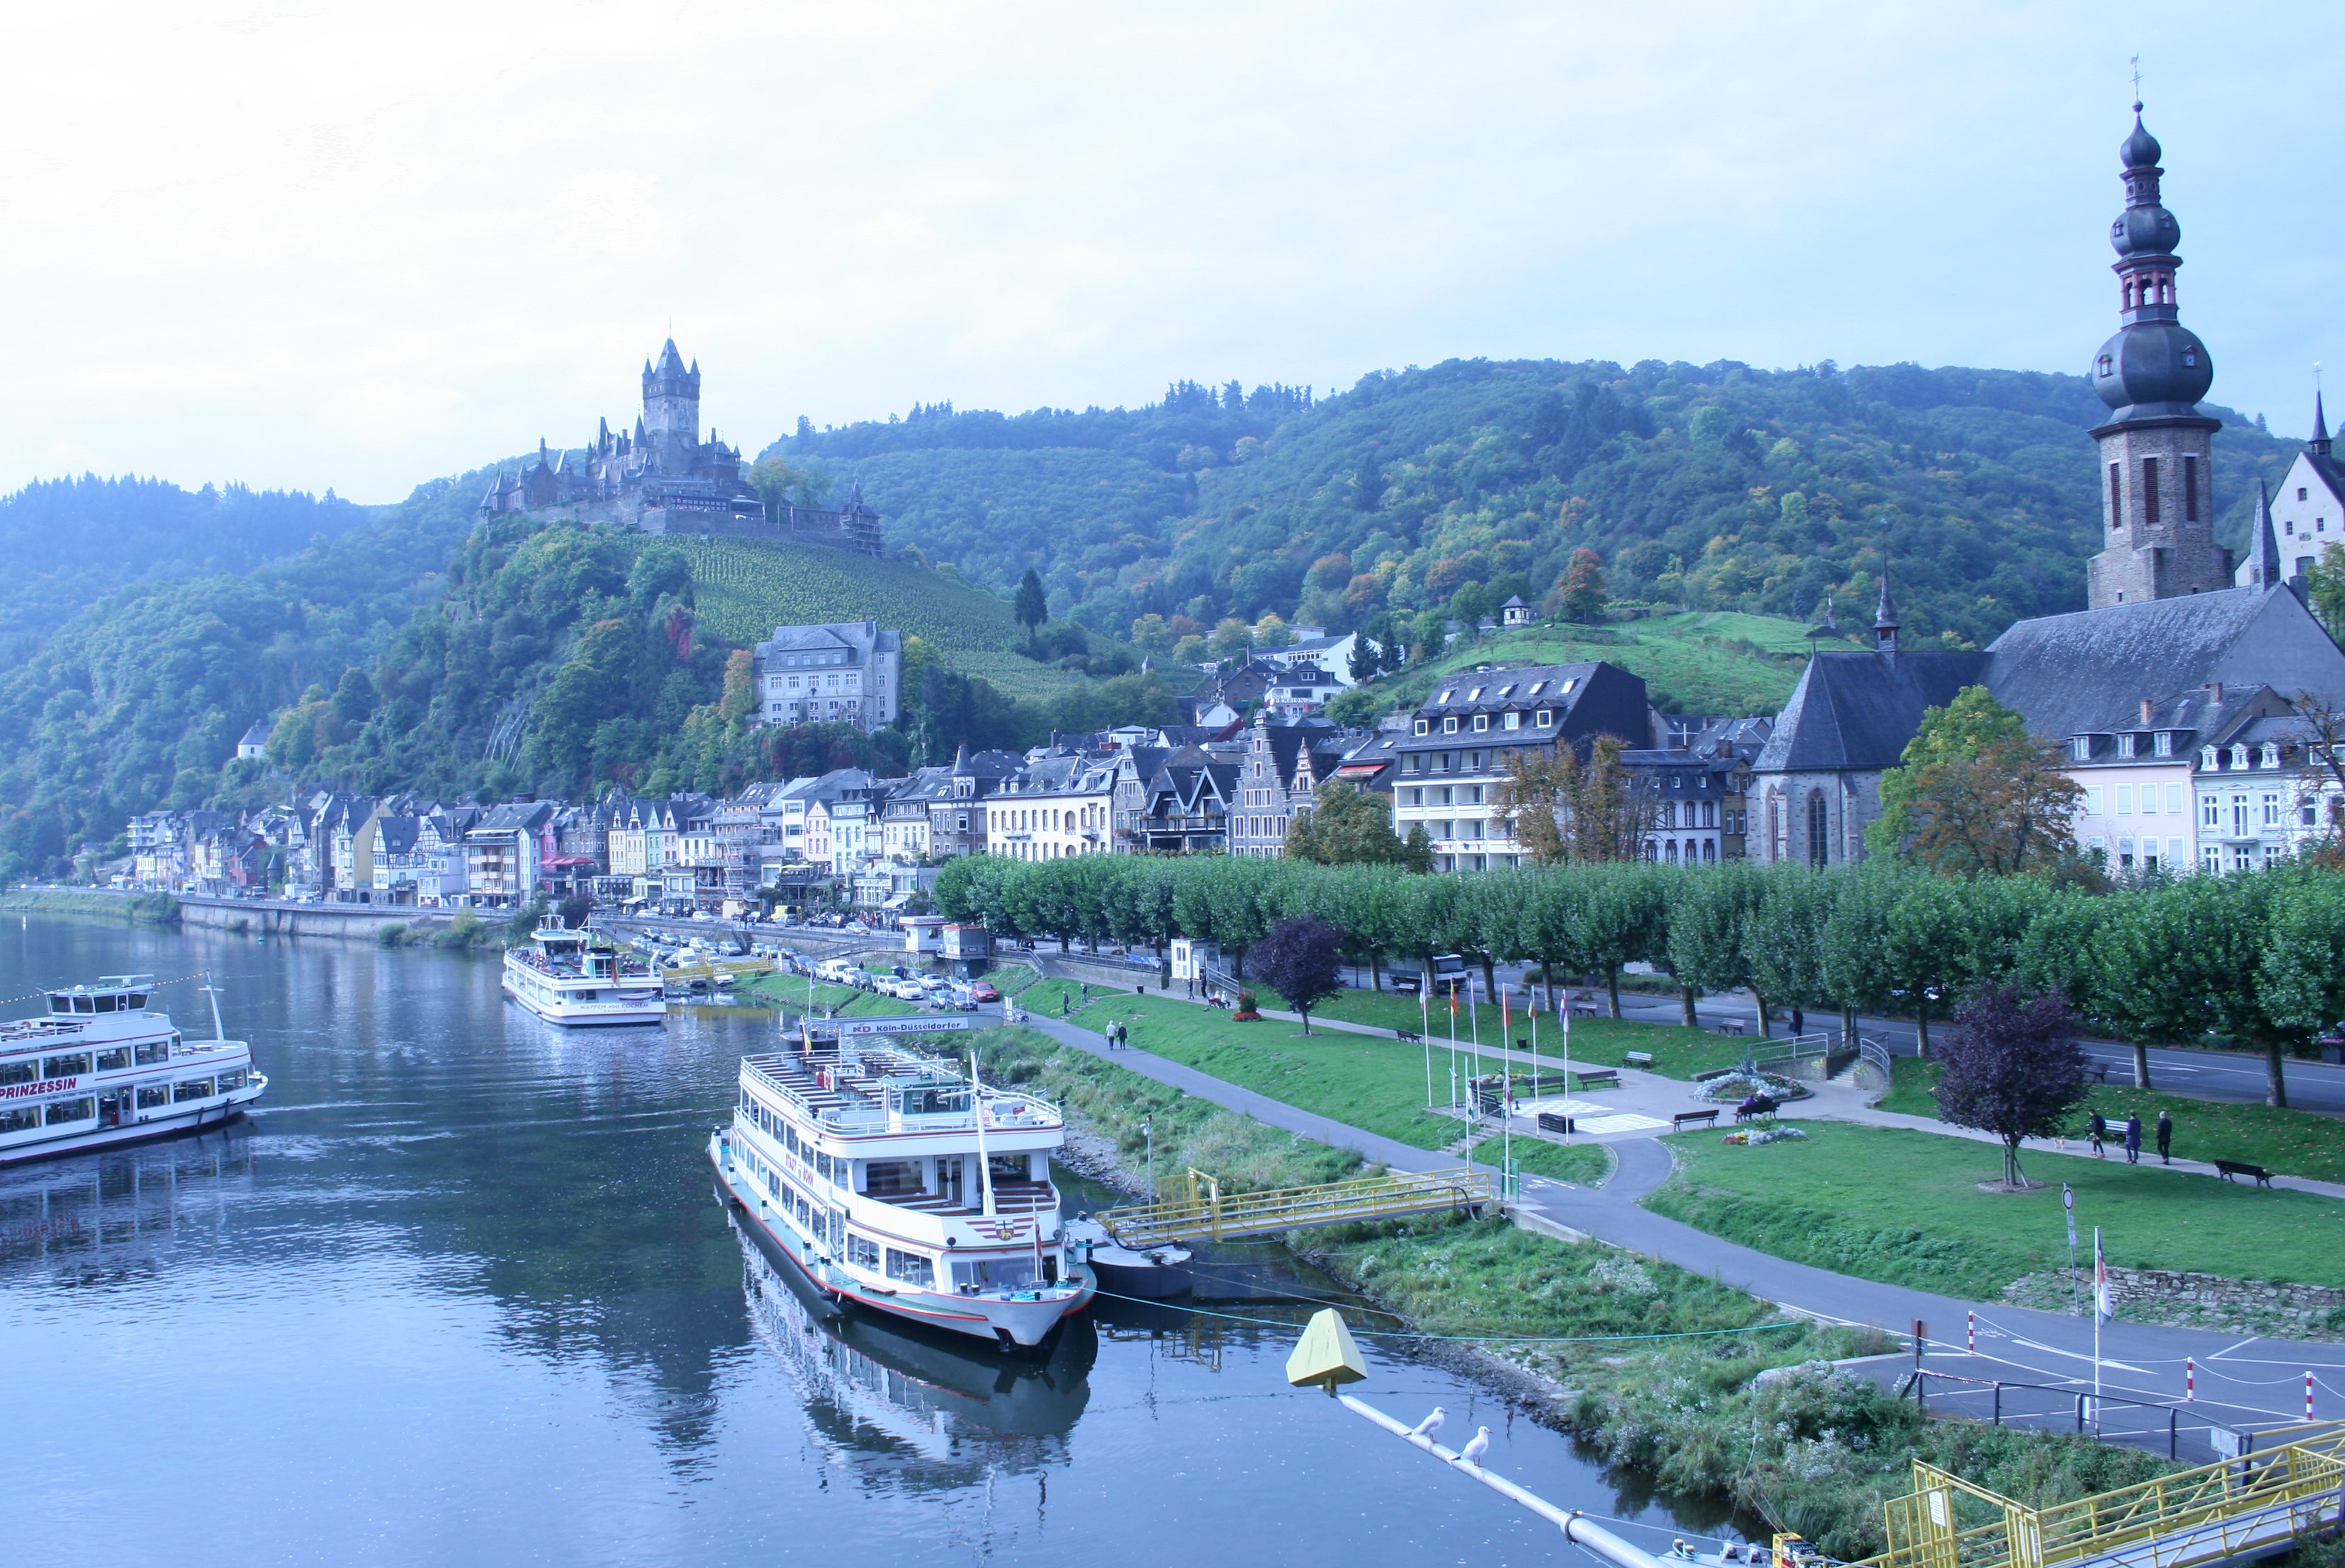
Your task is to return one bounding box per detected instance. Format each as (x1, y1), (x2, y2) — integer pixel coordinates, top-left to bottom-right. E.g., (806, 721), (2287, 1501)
(1867, 1424), (2345, 1568)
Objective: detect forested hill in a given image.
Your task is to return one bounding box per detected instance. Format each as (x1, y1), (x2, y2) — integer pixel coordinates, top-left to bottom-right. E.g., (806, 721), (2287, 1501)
(0, 475), (368, 646)
(768, 360), (2301, 651)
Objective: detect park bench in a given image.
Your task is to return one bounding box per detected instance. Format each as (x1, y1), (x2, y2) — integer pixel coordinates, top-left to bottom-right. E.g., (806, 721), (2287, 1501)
(1536, 1112), (1577, 1136)
(1672, 1109), (1719, 1131)
(2087, 1061), (2111, 1084)
(2212, 1158), (2275, 1188)
(1569, 1000), (1601, 1017)
(1713, 1019), (1748, 1037)
(1396, 1029), (1422, 1044)
(1574, 1068), (1620, 1090)
(1623, 1051), (1655, 1068)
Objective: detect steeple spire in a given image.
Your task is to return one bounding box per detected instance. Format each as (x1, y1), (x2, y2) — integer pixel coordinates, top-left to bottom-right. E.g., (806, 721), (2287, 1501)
(2313, 381), (2332, 459)
(2245, 478), (2283, 591)
(1872, 566), (1899, 653)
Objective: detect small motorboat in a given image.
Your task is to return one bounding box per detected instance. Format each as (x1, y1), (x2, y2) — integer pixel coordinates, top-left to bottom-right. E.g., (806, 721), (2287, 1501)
(1064, 1216), (1192, 1299)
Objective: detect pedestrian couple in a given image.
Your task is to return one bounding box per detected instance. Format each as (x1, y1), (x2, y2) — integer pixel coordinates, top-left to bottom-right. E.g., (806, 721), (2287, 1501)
(2087, 1108), (2173, 1165)
(1105, 1020), (1131, 1051)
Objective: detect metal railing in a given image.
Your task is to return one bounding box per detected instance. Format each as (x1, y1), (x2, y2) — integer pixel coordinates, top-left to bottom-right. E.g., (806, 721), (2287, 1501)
(1907, 1370), (2229, 1462)
(1097, 1165), (1494, 1247)
(1855, 1034), (1896, 1090)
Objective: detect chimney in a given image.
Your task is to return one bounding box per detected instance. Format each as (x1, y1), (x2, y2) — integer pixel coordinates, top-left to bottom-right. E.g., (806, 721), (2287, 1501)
(2139, 698), (2154, 725)
(2205, 681), (2223, 705)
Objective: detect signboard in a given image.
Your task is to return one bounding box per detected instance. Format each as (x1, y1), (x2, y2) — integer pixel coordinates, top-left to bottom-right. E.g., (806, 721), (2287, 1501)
(2211, 1426), (2244, 1459)
(836, 1016), (972, 1038)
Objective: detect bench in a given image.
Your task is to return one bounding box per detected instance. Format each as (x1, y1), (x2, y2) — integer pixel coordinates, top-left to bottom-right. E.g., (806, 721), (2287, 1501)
(1623, 1051), (1655, 1068)
(1397, 1029), (1423, 1044)
(1569, 1001), (1601, 1018)
(1672, 1109), (1719, 1130)
(2212, 1158), (2275, 1188)
(1536, 1112), (1577, 1136)
(1574, 1068), (1620, 1090)
(1713, 1019), (1748, 1037)
(2087, 1061), (2111, 1084)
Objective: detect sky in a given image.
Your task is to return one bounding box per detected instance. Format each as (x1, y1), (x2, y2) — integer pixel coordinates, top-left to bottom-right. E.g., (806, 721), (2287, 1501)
(2, 1), (2340, 503)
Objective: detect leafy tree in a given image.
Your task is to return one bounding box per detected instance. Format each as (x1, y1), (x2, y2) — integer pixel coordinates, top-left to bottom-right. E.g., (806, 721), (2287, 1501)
(1251, 916), (1346, 1032)
(2307, 541), (2345, 642)
(1744, 867), (1831, 1037)
(1347, 630), (1383, 684)
(1494, 737), (1654, 865)
(1285, 782), (1406, 865)
(1400, 822), (1435, 874)
(2093, 875), (2287, 1102)
(1013, 568), (1048, 649)
(1557, 548), (1607, 623)
(2258, 876), (2345, 1075)
(1869, 687), (2082, 875)
(1932, 985), (2087, 1189)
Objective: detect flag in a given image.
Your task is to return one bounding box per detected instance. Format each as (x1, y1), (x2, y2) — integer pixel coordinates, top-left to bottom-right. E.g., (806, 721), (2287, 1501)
(1502, 984), (1512, 1035)
(1448, 986), (1459, 1017)
(2093, 1228), (2111, 1323)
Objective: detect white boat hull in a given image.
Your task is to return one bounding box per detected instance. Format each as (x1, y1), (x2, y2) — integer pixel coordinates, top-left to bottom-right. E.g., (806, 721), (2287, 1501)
(0, 1080), (266, 1166)
(710, 1131), (1093, 1349)
(501, 976), (667, 1027)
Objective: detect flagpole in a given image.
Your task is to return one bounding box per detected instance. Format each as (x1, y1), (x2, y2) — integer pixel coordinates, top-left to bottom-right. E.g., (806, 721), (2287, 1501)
(2093, 1226), (2106, 1431)
(1422, 982), (1434, 1110)
(1448, 985), (1459, 1111)
(1560, 986), (1573, 1145)
(1500, 984), (1514, 1197)
(1468, 984), (1481, 1118)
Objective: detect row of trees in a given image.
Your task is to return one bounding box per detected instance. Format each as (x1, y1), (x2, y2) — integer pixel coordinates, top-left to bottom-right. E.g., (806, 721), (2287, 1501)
(934, 853), (2345, 1107)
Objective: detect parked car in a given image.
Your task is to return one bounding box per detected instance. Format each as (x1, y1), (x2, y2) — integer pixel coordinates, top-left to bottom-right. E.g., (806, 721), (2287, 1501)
(969, 980), (999, 1003)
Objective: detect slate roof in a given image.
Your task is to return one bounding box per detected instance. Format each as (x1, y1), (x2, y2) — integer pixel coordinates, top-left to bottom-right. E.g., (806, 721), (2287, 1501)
(1753, 650), (1988, 772)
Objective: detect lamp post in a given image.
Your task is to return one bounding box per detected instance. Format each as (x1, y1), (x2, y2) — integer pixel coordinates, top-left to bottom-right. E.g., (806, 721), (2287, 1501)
(1143, 1114), (1155, 1201)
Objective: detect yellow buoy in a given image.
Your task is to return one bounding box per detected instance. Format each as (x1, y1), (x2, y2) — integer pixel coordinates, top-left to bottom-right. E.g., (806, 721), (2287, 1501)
(1284, 1308), (1368, 1396)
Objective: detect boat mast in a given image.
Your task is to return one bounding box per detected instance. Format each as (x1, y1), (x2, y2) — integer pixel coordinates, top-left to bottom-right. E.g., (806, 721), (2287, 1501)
(201, 972), (226, 1042)
(966, 1050), (997, 1217)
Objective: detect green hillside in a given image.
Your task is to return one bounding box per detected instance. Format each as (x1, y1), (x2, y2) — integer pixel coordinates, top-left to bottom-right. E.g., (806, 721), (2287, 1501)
(674, 536), (1079, 703)
(779, 359), (2304, 655)
(1337, 610), (1839, 721)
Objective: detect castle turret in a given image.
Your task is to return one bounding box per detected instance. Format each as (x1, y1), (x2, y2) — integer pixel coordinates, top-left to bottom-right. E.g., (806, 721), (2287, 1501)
(2085, 107), (2231, 608)
(640, 338), (701, 473)
(1872, 567), (1899, 653)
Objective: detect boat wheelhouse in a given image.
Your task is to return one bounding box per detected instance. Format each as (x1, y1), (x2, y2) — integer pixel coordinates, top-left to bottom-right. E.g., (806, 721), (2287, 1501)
(708, 1033), (1093, 1349)
(0, 975), (265, 1166)
(502, 920), (667, 1027)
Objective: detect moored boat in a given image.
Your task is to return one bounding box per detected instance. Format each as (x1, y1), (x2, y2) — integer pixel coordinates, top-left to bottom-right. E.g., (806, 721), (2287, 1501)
(502, 919), (667, 1026)
(1064, 1216), (1194, 1298)
(0, 975), (265, 1166)
(709, 1030), (1093, 1349)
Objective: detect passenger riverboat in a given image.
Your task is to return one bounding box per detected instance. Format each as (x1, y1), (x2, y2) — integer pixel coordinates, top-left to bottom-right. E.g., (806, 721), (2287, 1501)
(502, 920), (667, 1026)
(0, 975), (265, 1166)
(708, 1027), (1094, 1349)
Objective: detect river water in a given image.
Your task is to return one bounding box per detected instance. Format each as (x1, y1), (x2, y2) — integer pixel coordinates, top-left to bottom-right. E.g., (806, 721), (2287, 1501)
(1, 918), (1732, 1566)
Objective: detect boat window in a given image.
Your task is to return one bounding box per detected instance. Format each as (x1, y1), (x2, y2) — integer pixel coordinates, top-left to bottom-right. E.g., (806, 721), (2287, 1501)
(137, 1086), (170, 1109)
(0, 1061), (35, 1087)
(846, 1233), (880, 1269)
(93, 994), (117, 1013)
(47, 994), (69, 1015)
(173, 1078), (216, 1102)
(71, 995), (94, 1014)
(785, 1124), (802, 1160)
(959, 1257), (1037, 1291)
(135, 1040), (169, 1066)
(0, 1106), (38, 1134)
(127, 993), (147, 1010)
(816, 1153), (835, 1184)
(898, 1085), (967, 1116)
(45, 1097), (95, 1125)
(885, 1249), (935, 1289)
(219, 1069), (248, 1092)
(863, 1160), (921, 1197)
(989, 1154), (1029, 1184)
(42, 1054), (91, 1078)
(96, 1047), (132, 1072)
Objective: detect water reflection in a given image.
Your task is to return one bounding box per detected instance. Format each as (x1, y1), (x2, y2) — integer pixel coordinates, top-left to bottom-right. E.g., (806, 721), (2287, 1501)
(0, 1124), (258, 1286)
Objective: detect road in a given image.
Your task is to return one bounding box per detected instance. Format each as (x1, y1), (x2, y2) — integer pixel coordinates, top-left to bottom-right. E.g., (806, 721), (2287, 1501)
(1016, 1007), (2345, 1458)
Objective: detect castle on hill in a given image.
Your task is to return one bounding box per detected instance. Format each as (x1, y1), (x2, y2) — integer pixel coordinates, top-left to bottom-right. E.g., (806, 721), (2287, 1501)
(479, 340), (882, 555)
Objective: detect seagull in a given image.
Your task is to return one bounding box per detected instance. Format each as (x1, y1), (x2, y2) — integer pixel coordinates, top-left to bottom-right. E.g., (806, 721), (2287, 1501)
(1408, 1407), (1446, 1439)
(1459, 1426), (1491, 1466)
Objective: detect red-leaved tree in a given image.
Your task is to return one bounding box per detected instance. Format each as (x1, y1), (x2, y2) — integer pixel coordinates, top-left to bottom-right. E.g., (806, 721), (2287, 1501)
(1250, 916), (1347, 1034)
(1932, 985), (2087, 1189)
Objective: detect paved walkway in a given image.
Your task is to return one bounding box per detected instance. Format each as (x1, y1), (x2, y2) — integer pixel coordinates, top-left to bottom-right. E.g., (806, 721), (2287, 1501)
(1010, 1000), (2345, 1433)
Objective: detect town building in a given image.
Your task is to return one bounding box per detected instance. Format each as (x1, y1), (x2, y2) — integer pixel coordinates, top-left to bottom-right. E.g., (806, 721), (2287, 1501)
(986, 755), (1119, 860)
(2254, 399), (2344, 589)
(750, 620), (902, 732)
(1228, 714), (1363, 858)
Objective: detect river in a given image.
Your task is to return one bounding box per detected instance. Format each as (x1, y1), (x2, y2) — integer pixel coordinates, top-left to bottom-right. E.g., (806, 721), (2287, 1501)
(1, 918), (1734, 1565)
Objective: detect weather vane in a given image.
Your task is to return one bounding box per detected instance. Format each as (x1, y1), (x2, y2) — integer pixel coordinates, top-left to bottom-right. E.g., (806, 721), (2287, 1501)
(2130, 54), (2142, 112)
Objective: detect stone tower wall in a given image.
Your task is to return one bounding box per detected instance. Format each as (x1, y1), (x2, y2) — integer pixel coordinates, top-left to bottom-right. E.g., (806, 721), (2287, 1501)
(2087, 420), (2231, 607)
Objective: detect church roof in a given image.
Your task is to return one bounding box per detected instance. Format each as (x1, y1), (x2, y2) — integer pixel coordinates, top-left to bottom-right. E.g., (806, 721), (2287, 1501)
(1753, 650), (1988, 773)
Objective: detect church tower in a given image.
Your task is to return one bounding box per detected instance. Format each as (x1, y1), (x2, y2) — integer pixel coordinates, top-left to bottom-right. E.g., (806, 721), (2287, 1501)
(640, 338), (701, 473)
(2085, 107), (2231, 608)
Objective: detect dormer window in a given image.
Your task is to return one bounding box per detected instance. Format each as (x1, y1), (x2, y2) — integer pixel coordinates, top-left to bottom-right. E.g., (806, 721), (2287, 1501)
(2070, 737), (2090, 761)
(1535, 710), (1554, 728)
(1502, 710), (1521, 730)
(1471, 715), (1489, 732)
(1442, 716), (1458, 734)
(1413, 718), (1430, 737)
(2116, 734), (2136, 759)
(2262, 743), (2281, 769)
(2201, 746), (2218, 769)
(2153, 732), (2172, 758)
(2230, 744), (2249, 770)
(2097, 354), (2114, 377)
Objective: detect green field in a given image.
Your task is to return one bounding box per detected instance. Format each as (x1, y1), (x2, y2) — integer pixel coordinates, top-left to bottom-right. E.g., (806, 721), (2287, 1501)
(1644, 1122), (2345, 1298)
(734, 972), (916, 1016)
(675, 535), (1083, 702)
(1879, 1058), (2345, 1184)
(1351, 609), (1837, 718)
(1467, 1134), (1612, 1186)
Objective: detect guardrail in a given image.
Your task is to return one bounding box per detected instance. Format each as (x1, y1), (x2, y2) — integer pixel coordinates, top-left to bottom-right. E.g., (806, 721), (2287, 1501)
(1099, 1165), (1494, 1247)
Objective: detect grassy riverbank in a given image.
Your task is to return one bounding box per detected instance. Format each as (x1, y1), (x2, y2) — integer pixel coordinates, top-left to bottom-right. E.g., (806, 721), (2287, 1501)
(984, 1024), (2173, 1556)
(1645, 1122), (2345, 1298)
(1879, 1058), (2345, 1184)
(1, 887), (178, 924)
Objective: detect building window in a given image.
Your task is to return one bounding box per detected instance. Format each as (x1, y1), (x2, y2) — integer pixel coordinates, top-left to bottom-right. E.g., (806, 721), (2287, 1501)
(1413, 719), (1429, 736)
(2115, 785), (2133, 815)
(1472, 714), (1488, 732)
(2071, 737), (2090, 761)
(2262, 793), (2281, 827)
(1535, 710), (1554, 728)
(1442, 717), (1458, 734)
(2142, 456), (2160, 526)
(1806, 790), (1828, 868)
(2153, 732), (2172, 758)
(2231, 744), (2249, 770)
(2201, 746), (2218, 770)
(2117, 733), (2136, 759)
(2109, 463), (2123, 529)
(2183, 455), (2199, 522)
(1502, 710), (1521, 730)
(2262, 744), (2281, 769)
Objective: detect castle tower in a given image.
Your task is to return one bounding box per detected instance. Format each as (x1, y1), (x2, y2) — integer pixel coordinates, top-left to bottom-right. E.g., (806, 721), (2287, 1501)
(640, 338), (701, 473)
(2085, 108), (2230, 608)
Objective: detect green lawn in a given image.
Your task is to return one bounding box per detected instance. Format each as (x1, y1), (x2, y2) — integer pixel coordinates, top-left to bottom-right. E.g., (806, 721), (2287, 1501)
(1644, 1122), (2345, 1298)
(1879, 1059), (2345, 1185)
(1468, 1134), (1612, 1186)
(734, 973), (915, 1016)
(1249, 981), (1732, 1074)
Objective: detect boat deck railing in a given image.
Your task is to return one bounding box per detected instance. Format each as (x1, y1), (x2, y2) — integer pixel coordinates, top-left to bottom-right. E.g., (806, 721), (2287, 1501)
(873, 1179), (1059, 1218)
(742, 1051), (1064, 1137)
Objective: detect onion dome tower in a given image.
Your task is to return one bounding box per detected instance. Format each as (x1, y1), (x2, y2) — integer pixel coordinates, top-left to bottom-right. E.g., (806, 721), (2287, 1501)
(2085, 107), (2231, 608)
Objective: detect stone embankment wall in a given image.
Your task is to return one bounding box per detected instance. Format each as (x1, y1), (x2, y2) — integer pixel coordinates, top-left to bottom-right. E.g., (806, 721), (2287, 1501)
(175, 895), (449, 942)
(2009, 1264), (2345, 1332)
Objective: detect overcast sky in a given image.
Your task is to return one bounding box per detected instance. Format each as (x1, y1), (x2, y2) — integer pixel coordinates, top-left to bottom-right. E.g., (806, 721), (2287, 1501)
(4, 2), (2339, 503)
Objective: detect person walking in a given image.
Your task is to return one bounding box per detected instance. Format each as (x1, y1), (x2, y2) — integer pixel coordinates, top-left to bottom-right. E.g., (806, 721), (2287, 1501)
(2123, 1112), (2143, 1165)
(2155, 1108), (2173, 1165)
(2087, 1109), (2107, 1158)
